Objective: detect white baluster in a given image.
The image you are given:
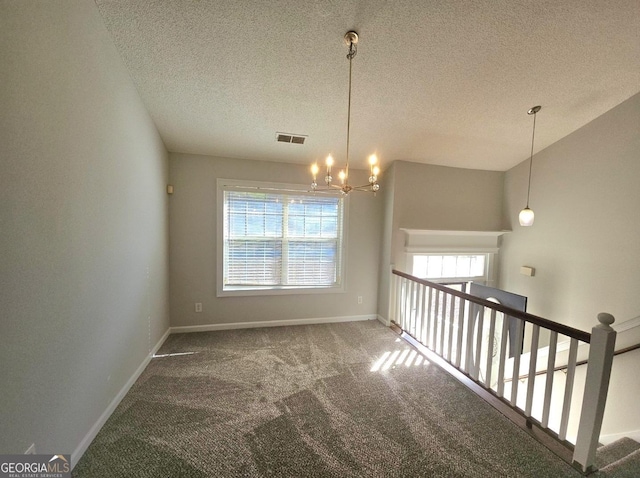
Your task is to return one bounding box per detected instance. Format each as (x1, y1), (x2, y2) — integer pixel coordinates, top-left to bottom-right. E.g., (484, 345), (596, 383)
(440, 292), (448, 358)
(400, 278), (407, 330)
(454, 298), (466, 368)
(432, 289), (441, 351)
(496, 313), (510, 398)
(393, 275), (401, 327)
(472, 305), (485, 381)
(447, 294), (456, 362)
(426, 287), (434, 348)
(525, 325), (540, 416)
(510, 319), (525, 406)
(464, 303), (476, 374)
(420, 284), (427, 344)
(486, 309), (497, 389)
(541, 331), (558, 428)
(408, 280), (415, 335)
(559, 338), (579, 441)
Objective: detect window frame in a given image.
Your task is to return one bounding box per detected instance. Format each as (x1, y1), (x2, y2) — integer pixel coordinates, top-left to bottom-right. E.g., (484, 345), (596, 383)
(406, 250), (499, 288)
(216, 178), (348, 297)
(401, 228), (506, 288)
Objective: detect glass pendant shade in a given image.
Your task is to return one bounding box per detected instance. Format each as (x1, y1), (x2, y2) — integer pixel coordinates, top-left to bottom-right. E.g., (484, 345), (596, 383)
(519, 207), (535, 227)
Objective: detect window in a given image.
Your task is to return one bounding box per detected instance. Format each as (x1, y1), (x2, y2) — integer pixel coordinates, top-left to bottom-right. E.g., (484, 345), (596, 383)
(401, 229), (504, 289)
(412, 254), (487, 282)
(413, 254), (486, 279)
(218, 180), (345, 295)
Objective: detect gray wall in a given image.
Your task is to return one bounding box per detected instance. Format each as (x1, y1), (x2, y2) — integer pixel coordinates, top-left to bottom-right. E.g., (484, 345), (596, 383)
(391, 161), (505, 233)
(500, 93), (640, 331)
(378, 161), (505, 321)
(0, 0), (169, 457)
(169, 153), (382, 327)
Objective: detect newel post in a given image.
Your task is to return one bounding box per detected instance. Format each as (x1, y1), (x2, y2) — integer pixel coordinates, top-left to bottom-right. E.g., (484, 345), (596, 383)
(572, 313), (617, 473)
(388, 267), (397, 326)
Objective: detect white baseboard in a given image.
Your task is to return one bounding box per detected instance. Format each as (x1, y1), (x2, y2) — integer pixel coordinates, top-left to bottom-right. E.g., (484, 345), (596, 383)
(600, 429), (640, 445)
(170, 315), (376, 334)
(71, 327), (171, 468)
(376, 315), (390, 327)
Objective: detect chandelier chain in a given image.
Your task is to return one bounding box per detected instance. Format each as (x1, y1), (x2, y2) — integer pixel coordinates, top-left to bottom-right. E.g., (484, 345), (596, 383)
(346, 50), (353, 179)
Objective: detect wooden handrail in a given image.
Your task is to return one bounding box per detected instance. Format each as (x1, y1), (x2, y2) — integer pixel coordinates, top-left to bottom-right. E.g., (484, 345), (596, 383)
(504, 342), (640, 383)
(610, 342), (640, 357)
(392, 269), (591, 343)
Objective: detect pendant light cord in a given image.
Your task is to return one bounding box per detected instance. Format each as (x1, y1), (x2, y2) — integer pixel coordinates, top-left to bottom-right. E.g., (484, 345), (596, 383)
(526, 111), (537, 208)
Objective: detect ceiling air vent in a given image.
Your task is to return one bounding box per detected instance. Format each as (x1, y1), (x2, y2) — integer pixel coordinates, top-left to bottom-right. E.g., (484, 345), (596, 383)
(276, 132), (307, 145)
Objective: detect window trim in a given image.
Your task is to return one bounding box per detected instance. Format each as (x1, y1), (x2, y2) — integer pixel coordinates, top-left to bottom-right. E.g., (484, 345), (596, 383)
(216, 178), (348, 297)
(400, 229), (508, 288)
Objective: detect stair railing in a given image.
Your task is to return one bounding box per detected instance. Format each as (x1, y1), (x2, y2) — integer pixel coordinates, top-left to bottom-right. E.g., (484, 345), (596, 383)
(390, 269), (616, 473)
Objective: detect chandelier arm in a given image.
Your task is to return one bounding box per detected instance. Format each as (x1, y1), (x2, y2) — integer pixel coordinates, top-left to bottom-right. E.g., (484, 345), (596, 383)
(311, 184), (343, 191)
(352, 183), (379, 190)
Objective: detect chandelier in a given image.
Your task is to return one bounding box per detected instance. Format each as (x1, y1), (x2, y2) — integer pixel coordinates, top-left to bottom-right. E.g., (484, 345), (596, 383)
(311, 31), (380, 195)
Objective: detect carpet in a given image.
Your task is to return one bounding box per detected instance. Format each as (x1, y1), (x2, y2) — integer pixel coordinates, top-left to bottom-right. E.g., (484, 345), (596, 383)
(73, 320), (584, 477)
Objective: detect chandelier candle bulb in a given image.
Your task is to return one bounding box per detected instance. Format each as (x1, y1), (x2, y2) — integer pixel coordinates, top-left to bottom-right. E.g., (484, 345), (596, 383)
(324, 155), (334, 186)
(326, 155), (334, 172)
(311, 163), (319, 189)
(369, 154), (378, 170)
(368, 155), (377, 181)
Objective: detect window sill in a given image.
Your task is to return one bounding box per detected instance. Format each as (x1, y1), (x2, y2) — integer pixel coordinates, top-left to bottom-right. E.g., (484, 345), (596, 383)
(217, 284), (345, 298)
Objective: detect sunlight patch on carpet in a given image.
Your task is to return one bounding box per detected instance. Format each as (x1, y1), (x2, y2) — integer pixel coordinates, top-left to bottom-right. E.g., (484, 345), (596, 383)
(370, 349), (429, 372)
(153, 352), (198, 358)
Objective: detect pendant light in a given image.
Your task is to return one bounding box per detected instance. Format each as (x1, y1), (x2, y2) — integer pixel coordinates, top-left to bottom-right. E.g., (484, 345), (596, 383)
(519, 105), (541, 227)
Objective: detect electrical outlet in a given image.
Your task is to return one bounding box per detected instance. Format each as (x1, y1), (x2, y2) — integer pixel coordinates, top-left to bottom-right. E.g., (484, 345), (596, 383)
(25, 443), (36, 454)
(195, 303), (202, 313)
(357, 296), (363, 304)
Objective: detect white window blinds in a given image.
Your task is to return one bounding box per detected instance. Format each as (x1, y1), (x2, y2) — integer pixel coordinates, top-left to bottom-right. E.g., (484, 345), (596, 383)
(223, 188), (344, 290)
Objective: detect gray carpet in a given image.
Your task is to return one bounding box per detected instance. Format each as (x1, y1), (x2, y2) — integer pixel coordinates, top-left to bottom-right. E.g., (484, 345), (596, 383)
(595, 438), (640, 477)
(73, 320), (585, 477)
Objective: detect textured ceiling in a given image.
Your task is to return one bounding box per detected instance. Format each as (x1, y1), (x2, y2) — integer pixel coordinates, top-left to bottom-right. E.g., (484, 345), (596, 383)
(94, 0), (640, 171)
